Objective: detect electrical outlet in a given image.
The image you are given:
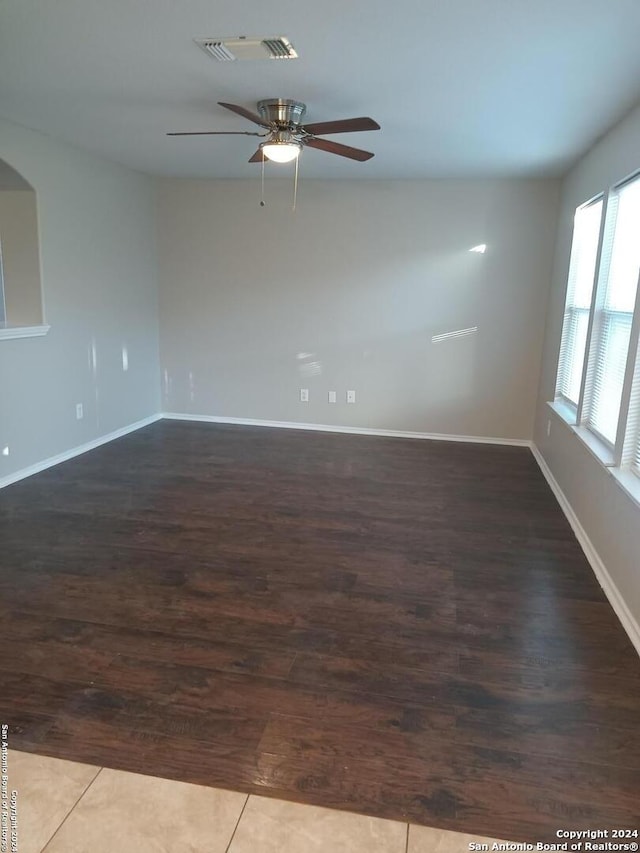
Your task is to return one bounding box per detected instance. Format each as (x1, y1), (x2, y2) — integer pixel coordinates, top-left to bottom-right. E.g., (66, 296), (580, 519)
(547, 419), (551, 437)
(347, 390), (356, 404)
(76, 403), (84, 420)
(300, 389), (309, 403)
(328, 391), (337, 403)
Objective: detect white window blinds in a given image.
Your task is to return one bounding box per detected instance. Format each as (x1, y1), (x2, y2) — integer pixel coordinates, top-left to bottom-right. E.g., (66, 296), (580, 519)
(584, 177), (640, 446)
(629, 349), (640, 477)
(555, 199), (602, 405)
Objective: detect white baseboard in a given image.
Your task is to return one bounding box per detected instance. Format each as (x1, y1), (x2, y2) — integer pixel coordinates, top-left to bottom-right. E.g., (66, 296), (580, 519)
(530, 443), (640, 657)
(162, 412), (531, 447)
(4, 410), (635, 657)
(0, 413), (162, 490)
(0, 411), (530, 490)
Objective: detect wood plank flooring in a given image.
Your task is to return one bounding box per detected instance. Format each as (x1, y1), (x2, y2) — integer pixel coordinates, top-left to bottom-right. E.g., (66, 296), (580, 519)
(1, 421), (639, 842)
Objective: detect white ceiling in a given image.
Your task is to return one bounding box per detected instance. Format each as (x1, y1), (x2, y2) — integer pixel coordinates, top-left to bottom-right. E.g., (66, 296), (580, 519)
(1, 0), (640, 179)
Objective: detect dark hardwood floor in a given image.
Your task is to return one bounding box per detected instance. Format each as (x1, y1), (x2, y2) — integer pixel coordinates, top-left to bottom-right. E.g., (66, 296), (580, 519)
(1, 420), (639, 841)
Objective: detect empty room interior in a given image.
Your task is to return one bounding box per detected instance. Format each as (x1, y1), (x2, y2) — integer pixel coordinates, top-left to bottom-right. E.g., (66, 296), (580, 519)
(1, 1), (640, 851)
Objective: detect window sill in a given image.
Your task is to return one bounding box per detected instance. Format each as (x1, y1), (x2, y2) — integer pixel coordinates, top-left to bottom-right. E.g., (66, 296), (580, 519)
(0, 324), (50, 341)
(547, 398), (577, 426)
(546, 399), (615, 467)
(611, 467), (640, 509)
(546, 398), (640, 505)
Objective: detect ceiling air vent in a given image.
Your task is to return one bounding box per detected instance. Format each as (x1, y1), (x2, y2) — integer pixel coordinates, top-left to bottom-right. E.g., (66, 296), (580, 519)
(262, 38), (297, 59)
(194, 37), (298, 62)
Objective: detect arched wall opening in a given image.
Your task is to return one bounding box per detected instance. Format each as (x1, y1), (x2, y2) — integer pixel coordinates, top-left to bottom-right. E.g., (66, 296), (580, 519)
(0, 158), (43, 327)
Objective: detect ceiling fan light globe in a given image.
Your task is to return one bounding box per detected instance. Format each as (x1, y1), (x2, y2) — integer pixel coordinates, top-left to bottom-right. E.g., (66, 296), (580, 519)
(262, 142), (301, 163)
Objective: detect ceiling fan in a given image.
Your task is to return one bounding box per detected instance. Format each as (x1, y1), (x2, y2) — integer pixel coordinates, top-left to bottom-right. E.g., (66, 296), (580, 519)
(168, 99), (380, 164)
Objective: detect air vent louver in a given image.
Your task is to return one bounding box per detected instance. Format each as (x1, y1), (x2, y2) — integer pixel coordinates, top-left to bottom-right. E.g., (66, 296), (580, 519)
(194, 37), (298, 62)
(262, 38), (297, 59)
(200, 42), (236, 62)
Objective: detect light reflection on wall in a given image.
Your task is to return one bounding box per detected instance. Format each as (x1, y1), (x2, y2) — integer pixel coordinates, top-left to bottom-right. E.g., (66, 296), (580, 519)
(431, 326), (478, 344)
(296, 351), (322, 377)
(88, 338), (98, 377)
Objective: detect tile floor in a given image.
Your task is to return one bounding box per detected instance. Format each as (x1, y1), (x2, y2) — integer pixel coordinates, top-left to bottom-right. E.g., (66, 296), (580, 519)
(8, 750), (510, 852)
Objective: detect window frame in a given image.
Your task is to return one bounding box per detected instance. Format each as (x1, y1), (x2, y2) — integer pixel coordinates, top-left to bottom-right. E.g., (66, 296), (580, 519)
(551, 169), (640, 499)
(555, 194), (605, 412)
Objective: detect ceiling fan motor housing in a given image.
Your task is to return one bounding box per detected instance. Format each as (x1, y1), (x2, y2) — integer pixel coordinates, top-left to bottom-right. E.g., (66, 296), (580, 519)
(257, 99), (306, 127)
(168, 100), (378, 163)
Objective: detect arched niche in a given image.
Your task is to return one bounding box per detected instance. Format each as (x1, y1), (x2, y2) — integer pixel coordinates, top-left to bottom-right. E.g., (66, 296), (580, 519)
(0, 158), (46, 336)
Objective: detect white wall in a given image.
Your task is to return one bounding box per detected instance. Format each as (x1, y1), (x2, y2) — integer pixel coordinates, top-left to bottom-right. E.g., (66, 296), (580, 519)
(535, 102), (640, 627)
(157, 178), (559, 440)
(0, 118), (161, 478)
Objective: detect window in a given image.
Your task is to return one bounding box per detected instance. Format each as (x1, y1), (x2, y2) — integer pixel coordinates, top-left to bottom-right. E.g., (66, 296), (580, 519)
(553, 171), (640, 486)
(584, 177), (640, 446)
(556, 198), (603, 406)
(632, 405), (640, 477)
(626, 345), (640, 477)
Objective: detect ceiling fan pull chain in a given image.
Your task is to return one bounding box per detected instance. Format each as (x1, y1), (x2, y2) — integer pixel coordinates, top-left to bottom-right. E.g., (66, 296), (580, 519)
(293, 151), (299, 212)
(260, 151), (266, 207)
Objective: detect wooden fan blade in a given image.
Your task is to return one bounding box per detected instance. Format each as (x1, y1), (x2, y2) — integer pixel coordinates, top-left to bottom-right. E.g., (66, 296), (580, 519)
(302, 117), (380, 136)
(218, 102), (271, 128)
(304, 137), (374, 161)
(167, 131), (266, 136)
(248, 148), (265, 163)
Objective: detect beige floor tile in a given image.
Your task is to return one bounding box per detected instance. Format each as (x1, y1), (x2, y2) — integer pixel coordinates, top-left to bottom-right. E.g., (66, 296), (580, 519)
(408, 823), (510, 852)
(228, 795), (407, 853)
(42, 767), (247, 853)
(7, 749), (100, 853)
